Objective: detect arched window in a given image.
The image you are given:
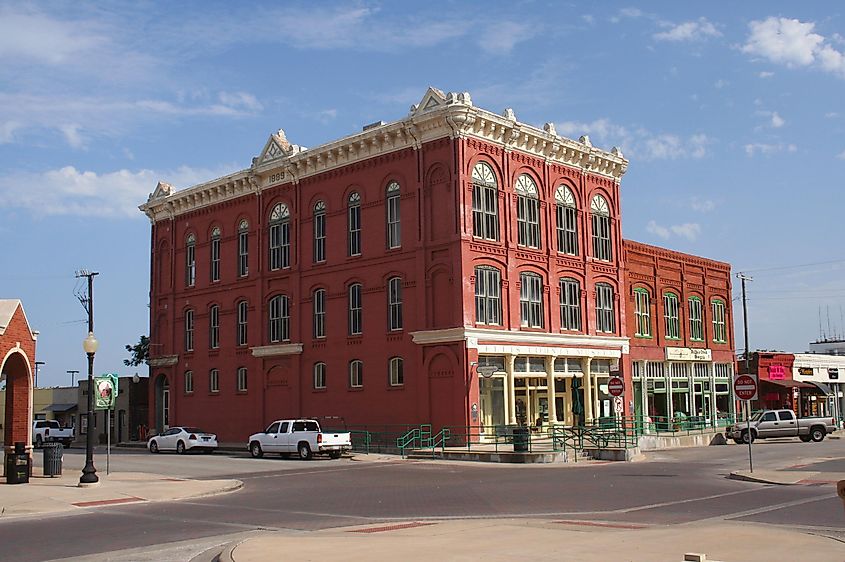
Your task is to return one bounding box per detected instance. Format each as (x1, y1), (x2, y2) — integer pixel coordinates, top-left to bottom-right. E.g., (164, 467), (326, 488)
(210, 227), (221, 282)
(313, 201), (326, 263)
(559, 278), (581, 331)
(386, 182), (401, 248)
(555, 185), (578, 255)
(663, 292), (680, 339)
(515, 174), (540, 248)
(348, 192), (361, 256)
(238, 220), (249, 277)
(689, 297), (704, 341)
(471, 162), (499, 241)
(519, 272), (544, 328)
(269, 203), (290, 270)
(349, 359), (363, 388)
(185, 233), (196, 287)
(595, 283), (615, 333)
(348, 283), (362, 335)
(313, 288), (326, 339)
(184, 308), (194, 352)
(388, 276), (403, 331)
(269, 294), (290, 343)
(389, 357), (404, 386)
(209, 304), (219, 349)
(591, 194), (612, 261)
(474, 266), (502, 325)
(313, 362), (327, 389)
(236, 300), (248, 346)
(634, 288), (651, 337)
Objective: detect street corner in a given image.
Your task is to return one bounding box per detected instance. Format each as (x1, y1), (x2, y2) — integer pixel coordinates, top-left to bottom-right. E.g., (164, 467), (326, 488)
(728, 469), (819, 485)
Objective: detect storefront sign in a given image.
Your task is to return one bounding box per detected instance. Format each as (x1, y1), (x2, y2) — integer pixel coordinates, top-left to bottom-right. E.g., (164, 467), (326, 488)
(797, 367), (814, 377)
(665, 347), (712, 362)
(828, 368), (839, 380)
(767, 365), (786, 380)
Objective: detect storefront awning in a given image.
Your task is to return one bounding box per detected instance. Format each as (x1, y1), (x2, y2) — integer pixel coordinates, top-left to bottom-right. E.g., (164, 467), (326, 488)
(760, 379), (814, 389)
(808, 381), (833, 395)
(42, 403), (77, 412)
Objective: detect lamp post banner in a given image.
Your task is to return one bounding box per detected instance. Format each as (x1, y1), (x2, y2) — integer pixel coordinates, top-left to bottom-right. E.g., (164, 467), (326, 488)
(94, 374), (118, 410)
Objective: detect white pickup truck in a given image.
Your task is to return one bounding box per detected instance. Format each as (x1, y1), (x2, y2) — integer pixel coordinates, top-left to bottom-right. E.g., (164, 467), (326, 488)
(725, 409), (837, 444)
(248, 419), (352, 460)
(32, 420), (74, 448)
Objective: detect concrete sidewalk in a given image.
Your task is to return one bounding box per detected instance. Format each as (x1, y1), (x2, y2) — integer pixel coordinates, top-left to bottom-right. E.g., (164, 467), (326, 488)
(0, 467), (241, 519)
(218, 518), (845, 562)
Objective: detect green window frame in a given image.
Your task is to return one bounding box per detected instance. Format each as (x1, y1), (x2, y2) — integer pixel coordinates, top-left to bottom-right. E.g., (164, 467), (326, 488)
(689, 297), (704, 341)
(663, 292), (680, 340)
(634, 288), (651, 337)
(712, 299), (727, 343)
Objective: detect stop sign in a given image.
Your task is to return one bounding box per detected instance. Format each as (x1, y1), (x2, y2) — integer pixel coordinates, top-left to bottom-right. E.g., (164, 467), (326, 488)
(733, 374), (758, 401)
(607, 376), (624, 397)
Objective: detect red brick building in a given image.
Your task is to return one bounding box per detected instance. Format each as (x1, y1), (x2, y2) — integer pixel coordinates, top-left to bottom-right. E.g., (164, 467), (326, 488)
(623, 242), (736, 425)
(141, 88), (731, 442)
(1, 300), (37, 458)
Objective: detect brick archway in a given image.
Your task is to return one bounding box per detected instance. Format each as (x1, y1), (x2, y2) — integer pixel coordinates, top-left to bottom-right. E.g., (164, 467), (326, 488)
(2, 348), (33, 452)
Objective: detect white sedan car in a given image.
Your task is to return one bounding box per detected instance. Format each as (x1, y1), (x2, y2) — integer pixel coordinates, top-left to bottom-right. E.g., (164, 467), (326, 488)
(148, 426), (218, 454)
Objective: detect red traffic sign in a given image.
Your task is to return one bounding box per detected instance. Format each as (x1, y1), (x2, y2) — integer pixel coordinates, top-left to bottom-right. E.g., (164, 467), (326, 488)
(607, 376), (624, 397)
(733, 374), (758, 401)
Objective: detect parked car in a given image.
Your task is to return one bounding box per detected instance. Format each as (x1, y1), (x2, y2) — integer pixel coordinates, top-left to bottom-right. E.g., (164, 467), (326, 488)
(32, 420), (74, 448)
(248, 419), (352, 460)
(725, 409), (837, 444)
(148, 426), (218, 454)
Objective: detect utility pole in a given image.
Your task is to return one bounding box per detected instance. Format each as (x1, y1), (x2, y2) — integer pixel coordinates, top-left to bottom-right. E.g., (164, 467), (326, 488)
(67, 370), (79, 387)
(737, 272), (753, 473)
(34, 361), (45, 388)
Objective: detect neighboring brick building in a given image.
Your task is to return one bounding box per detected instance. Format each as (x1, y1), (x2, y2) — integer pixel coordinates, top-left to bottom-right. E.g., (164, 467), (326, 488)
(623, 242), (736, 425)
(1, 300), (37, 457)
(141, 87), (732, 442)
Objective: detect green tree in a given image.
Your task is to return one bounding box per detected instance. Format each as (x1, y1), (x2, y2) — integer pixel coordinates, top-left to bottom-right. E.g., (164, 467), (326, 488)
(124, 335), (149, 367)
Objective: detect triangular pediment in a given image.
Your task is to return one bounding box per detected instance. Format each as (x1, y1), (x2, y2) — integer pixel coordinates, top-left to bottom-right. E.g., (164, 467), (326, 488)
(410, 87), (448, 115)
(257, 129), (295, 166)
(0, 299), (35, 340)
(147, 181), (173, 203)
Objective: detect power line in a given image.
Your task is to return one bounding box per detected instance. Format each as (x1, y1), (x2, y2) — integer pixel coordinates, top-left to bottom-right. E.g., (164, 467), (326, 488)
(737, 258), (845, 274)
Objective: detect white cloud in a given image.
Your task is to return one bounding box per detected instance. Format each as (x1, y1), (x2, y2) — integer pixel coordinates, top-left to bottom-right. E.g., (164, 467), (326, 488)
(690, 198), (716, 213)
(647, 220), (701, 241)
(619, 8), (643, 19)
(0, 165), (235, 218)
(744, 143), (798, 157)
(556, 118), (710, 160)
(742, 17), (845, 78)
(714, 79), (728, 89)
(581, 14), (595, 25)
(654, 18), (721, 42)
(0, 7), (107, 65)
(758, 71), (774, 78)
(826, 112), (840, 118)
(770, 111), (785, 128)
(837, 150), (845, 160)
(646, 220), (670, 239)
(59, 124), (86, 149)
(478, 21), (533, 54)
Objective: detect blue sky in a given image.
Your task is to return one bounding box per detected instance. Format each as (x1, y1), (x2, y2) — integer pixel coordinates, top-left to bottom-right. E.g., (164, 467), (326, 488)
(1, 2), (843, 388)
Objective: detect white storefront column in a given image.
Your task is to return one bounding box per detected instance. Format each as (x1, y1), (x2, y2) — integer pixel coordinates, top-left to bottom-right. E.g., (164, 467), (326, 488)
(506, 354), (516, 425)
(582, 357), (593, 423)
(641, 360), (649, 425)
(709, 362), (717, 424)
(546, 356), (556, 426)
(666, 362), (674, 423)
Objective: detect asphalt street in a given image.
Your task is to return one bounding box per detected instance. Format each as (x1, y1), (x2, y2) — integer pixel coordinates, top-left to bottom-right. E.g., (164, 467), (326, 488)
(2, 439), (843, 561)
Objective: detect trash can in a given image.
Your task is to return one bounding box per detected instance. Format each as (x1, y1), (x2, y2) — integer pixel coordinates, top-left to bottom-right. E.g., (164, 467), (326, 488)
(513, 427), (529, 452)
(43, 442), (63, 477)
(5, 442), (30, 484)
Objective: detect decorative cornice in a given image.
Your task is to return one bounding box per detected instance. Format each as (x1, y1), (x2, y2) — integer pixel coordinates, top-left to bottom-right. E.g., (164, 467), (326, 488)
(251, 343), (304, 357)
(410, 327), (629, 354)
(141, 87), (629, 223)
(148, 355), (179, 367)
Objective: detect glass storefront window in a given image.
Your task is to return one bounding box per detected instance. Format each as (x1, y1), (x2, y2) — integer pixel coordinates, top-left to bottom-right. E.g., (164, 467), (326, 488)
(479, 377), (505, 429)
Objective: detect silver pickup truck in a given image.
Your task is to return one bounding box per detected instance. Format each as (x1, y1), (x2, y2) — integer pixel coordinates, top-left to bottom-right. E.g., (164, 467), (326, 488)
(726, 409), (836, 444)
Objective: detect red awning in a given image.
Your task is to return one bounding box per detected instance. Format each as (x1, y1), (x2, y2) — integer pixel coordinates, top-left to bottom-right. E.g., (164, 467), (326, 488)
(760, 379), (814, 389)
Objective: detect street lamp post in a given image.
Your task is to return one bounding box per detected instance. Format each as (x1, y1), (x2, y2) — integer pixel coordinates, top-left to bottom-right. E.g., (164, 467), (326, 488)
(77, 269), (100, 487)
(34, 361), (45, 388)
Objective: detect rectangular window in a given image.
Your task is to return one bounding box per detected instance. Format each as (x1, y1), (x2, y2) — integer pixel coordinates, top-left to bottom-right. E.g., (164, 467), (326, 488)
(185, 243), (196, 286)
(664, 293), (680, 339)
(348, 203), (361, 256)
(269, 222), (290, 269)
(559, 278), (581, 331)
(634, 290), (651, 337)
(209, 369), (219, 393)
(595, 284), (615, 333)
(712, 300), (727, 343)
(237, 301), (248, 346)
(519, 273), (543, 328)
(472, 185), (499, 241)
(689, 298), (704, 341)
(313, 289), (326, 339)
(313, 363), (326, 389)
(210, 237), (220, 282)
(388, 277), (403, 331)
(184, 309), (194, 352)
(269, 296), (290, 343)
(209, 305), (219, 349)
(348, 284), (362, 335)
(556, 205), (578, 255)
(349, 360), (363, 388)
(592, 214), (612, 261)
(517, 197), (541, 248)
(389, 357), (404, 386)
(387, 192), (401, 248)
(237, 367), (247, 392)
(475, 267), (501, 325)
(314, 211), (326, 263)
(238, 228), (248, 277)
(184, 371), (193, 394)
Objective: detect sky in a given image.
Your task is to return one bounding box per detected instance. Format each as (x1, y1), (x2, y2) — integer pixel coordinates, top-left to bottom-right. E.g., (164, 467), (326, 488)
(1, 1), (843, 388)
